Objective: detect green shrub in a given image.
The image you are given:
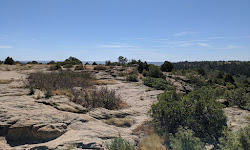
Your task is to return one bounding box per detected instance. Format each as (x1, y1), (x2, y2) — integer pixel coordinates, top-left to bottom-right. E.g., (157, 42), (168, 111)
(126, 74), (138, 82)
(4, 56), (15, 65)
(219, 125), (250, 150)
(75, 65), (84, 70)
(28, 87), (35, 95)
(65, 56), (82, 64)
(92, 62), (97, 65)
(143, 77), (174, 90)
(170, 126), (205, 150)
(47, 60), (56, 64)
(224, 74), (235, 84)
(196, 68), (206, 76)
(161, 61), (173, 72)
(147, 64), (164, 78)
(63, 64), (73, 68)
(49, 64), (61, 70)
(150, 89), (227, 143)
(104, 135), (136, 150)
(188, 75), (207, 88)
(224, 88), (250, 110)
(142, 69), (148, 77)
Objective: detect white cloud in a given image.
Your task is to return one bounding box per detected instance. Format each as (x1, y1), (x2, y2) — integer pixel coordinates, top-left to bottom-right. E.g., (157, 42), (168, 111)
(207, 36), (250, 39)
(173, 32), (195, 36)
(215, 45), (243, 50)
(0, 46), (12, 48)
(197, 43), (210, 47)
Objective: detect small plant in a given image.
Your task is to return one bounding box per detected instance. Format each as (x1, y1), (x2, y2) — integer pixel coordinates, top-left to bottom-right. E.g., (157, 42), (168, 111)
(28, 87), (35, 95)
(143, 77), (174, 90)
(49, 64), (61, 70)
(105, 118), (134, 127)
(63, 64), (73, 68)
(45, 88), (52, 98)
(75, 65), (84, 70)
(126, 74), (138, 82)
(94, 65), (107, 70)
(170, 126), (205, 150)
(104, 135), (136, 150)
(138, 133), (167, 150)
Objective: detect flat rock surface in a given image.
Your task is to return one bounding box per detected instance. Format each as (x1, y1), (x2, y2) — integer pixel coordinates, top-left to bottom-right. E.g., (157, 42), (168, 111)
(0, 67), (163, 149)
(0, 65), (249, 149)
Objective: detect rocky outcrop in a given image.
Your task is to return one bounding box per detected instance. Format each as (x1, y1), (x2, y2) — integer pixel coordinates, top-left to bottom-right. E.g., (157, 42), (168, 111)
(6, 122), (67, 146)
(89, 108), (139, 120)
(36, 96), (89, 114)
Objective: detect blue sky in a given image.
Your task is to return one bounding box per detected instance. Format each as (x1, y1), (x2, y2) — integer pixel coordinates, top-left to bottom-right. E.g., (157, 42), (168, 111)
(0, 0), (250, 62)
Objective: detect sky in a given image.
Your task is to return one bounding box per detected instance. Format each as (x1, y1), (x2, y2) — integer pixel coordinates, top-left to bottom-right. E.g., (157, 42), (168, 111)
(0, 0), (250, 62)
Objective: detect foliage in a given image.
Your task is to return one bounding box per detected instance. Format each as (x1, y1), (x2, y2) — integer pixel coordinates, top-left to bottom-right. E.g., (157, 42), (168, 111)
(47, 60), (56, 64)
(65, 56), (82, 64)
(170, 126), (205, 150)
(143, 77), (174, 90)
(92, 62), (97, 65)
(49, 64), (61, 70)
(79, 87), (124, 110)
(147, 64), (164, 78)
(138, 133), (167, 150)
(27, 71), (93, 92)
(161, 61), (174, 72)
(27, 61), (38, 64)
(28, 87), (35, 95)
(104, 135), (136, 150)
(75, 65), (84, 70)
(105, 60), (111, 66)
(150, 89), (227, 143)
(187, 74), (207, 88)
(173, 61), (250, 77)
(126, 74), (138, 82)
(4, 56), (15, 65)
(85, 62), (89, 65)
(224, 73), (235, 84)
(63, 64), (73, 68)
(219, 125), (250, 150)
(224, 88), (250, 110)
(196, 68), (206, 76)
(118, 56), (128, 64)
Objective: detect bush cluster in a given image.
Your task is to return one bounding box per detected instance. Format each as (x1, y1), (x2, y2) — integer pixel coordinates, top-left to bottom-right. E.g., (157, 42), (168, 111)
(104, 135), (135, 150)
(76, 87), (123, 110)
(150, 89), (227, 143)
(219, 125), (250, 150)
(143, 77), (174, 90)
(170, 126), (205, 150)
(26, 71), (93, 94)
(126, 74), (138, 82)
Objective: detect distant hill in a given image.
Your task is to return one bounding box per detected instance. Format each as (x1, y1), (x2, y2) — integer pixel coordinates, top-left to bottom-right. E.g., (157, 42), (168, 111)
(173, 61), (250, 77)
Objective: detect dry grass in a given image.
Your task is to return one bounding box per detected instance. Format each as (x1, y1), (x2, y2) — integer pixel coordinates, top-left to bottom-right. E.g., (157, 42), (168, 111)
(94, 80), (118, 85)
(0, 79), (13, 84)
(94, 65), (108, 70)
(132, 121), (154, 138)
(138, 134), (167, 150)
(105, 118), (134, 127)
(52, 89), (74, 99)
